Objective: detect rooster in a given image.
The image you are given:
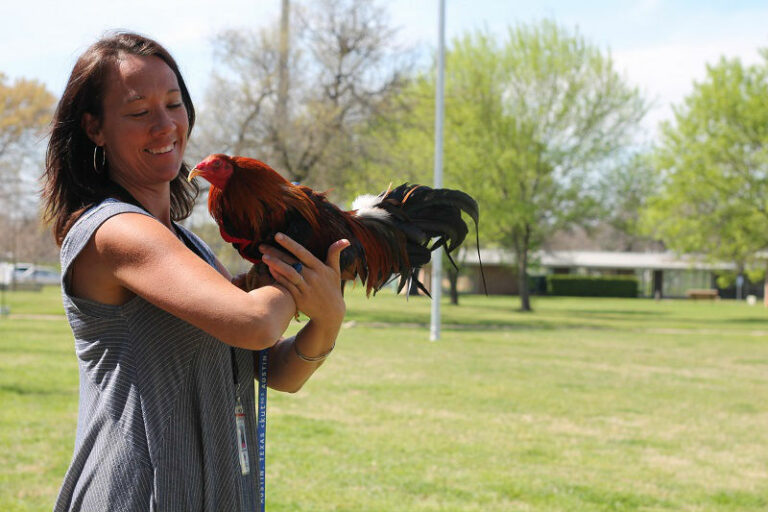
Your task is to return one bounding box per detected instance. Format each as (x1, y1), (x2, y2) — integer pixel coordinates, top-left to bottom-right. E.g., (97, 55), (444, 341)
(188, 154), (484, 296)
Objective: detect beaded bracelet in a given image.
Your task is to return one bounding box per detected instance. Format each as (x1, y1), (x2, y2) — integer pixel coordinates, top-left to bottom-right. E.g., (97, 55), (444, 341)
(293, 340), (335, 362)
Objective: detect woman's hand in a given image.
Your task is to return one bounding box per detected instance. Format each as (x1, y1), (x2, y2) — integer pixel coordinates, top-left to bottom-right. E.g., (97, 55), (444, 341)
(260, 233), (349, 326)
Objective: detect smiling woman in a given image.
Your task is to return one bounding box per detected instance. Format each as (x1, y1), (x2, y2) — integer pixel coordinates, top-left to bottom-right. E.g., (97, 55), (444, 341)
(40, 31), (348, 512)
(43, 32), (199, 245)
(81, 55), (189, 197)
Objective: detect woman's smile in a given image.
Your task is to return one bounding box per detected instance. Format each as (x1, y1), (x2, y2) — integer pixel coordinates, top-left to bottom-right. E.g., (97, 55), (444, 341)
(146, 142), (176, 155)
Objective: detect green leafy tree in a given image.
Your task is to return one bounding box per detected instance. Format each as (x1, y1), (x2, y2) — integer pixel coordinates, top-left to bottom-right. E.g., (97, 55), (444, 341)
(643, 51), (768, 297)
(367, 21), (648, 310)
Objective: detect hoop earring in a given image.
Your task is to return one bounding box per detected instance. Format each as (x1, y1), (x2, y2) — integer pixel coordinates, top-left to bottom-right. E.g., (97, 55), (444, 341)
(93, 145), (106, 174)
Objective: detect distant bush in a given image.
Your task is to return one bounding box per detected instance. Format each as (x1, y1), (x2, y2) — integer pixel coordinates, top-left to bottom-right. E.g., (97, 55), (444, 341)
(546, 275), (638, 297)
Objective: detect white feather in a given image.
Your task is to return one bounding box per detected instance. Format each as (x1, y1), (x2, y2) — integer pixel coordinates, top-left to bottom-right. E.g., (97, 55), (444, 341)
(351, 194), (380, 210)
(352, 194), (390, 220)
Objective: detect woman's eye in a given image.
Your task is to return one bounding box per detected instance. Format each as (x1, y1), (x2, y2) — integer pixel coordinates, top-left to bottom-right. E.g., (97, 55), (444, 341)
(130, 111), (148, 118)
(168, 103), (183, 109)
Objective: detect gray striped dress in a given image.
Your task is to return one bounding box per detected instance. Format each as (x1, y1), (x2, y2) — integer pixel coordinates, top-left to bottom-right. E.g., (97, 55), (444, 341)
(54, 199), (261, 511)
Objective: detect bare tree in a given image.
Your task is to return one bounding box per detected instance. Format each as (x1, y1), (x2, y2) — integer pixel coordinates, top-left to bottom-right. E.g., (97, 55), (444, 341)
(0, 211), (59, 264)
(191, 0), (412, 196)
(0, 73), (56, 265)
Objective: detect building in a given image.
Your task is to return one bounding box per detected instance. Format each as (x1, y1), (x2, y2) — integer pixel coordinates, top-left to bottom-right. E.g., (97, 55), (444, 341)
(451, 249), (759, 298)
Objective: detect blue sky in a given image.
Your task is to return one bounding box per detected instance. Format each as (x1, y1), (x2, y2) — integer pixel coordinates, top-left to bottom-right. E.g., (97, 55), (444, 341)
(2, 0), (767, 137)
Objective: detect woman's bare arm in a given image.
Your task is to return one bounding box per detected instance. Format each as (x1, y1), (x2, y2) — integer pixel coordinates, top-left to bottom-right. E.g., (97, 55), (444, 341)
(69, 212), (296, 350)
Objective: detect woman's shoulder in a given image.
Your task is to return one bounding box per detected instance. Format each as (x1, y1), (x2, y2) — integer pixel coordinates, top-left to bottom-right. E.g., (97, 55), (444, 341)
(65, 198), (149, 241)
(61, 198), (155, 267)
(83, 197), (150, 224)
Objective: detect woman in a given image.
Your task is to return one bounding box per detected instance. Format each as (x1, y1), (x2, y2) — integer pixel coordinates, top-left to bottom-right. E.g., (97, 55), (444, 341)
(42, 32), (347, 511)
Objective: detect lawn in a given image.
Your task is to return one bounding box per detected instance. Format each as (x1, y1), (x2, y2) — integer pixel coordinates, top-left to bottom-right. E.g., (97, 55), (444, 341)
(1, 287), (767, 511)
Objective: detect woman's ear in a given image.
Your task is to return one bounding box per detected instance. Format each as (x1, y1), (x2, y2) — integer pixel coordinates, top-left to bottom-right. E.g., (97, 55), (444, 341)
(82, 113), (104, 146)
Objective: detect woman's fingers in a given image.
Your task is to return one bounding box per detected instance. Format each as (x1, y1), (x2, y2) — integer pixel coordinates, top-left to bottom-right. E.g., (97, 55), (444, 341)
(273, 233), (317, 268)
(271, 233), (350, 276)
(269, 267), (301, 293)
(258, 243), (298, 266)
(263, 253), (304, 287)
(325, 239), (350, 274)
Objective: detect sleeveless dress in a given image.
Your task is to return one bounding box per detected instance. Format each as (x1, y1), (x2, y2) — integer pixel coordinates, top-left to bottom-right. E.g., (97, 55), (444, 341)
(54, 198), (260, 511)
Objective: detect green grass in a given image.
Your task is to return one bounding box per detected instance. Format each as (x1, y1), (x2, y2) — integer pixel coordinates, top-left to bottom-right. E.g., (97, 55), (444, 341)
(2, 287), (767, 511)
(0, 290), (76, 511)
(0, 285), (65, 316)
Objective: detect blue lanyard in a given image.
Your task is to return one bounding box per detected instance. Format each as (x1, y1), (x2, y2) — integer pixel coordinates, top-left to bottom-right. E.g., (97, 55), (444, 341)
(256, 348), (268, 511)
(180, 228), (270, 511)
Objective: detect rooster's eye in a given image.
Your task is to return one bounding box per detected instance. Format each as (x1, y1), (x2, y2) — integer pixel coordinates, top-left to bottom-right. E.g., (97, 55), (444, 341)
(213, 161), (221, 168)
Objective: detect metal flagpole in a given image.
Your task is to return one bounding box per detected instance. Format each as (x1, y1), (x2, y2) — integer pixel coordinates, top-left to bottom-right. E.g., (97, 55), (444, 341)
(430, 0), (445, 341)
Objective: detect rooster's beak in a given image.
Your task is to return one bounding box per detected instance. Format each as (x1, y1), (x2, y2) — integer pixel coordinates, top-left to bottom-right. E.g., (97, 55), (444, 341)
(187, 167), (202, 182)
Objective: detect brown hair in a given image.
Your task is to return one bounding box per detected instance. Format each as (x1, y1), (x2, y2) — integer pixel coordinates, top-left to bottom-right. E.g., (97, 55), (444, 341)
(42, 31), (199, 245)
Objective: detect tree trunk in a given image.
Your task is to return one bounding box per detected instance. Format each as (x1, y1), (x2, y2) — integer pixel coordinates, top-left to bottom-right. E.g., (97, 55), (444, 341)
(516, 227), (532, 312)
(764, 261), (768, 307)
(517, 254), (531, 311)
(276, 0), (290, 172)
(447, 266), (459, 305)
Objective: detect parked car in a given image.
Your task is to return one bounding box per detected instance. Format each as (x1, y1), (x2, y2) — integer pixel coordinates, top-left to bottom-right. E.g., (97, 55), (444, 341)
(1, 263), (61, 287)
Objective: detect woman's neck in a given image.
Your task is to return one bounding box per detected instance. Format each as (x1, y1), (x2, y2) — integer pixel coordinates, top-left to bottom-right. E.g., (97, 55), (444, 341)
(111, 179), (173, 229)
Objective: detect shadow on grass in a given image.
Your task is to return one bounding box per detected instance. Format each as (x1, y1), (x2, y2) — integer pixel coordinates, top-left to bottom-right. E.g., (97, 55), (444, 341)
(344, 310), (614, 332)
(0, 383), (77, 396)
(558, 308), (672, 318)
(713, 317), (768, 324)
(0, 345), (72, 356)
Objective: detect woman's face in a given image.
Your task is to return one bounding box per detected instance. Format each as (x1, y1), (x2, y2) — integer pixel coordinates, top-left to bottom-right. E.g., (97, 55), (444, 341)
(84, 54), (189, 190)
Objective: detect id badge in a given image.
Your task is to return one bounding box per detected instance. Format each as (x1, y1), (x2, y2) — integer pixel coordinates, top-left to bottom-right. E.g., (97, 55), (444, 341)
(235, 398), (251, 475)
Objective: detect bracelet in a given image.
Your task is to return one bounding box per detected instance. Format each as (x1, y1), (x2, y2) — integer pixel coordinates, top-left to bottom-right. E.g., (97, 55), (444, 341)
(293, 339), (335, 362)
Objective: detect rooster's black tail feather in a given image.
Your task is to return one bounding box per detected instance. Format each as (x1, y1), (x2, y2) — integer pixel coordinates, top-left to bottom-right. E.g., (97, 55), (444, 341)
(352, 183), (486, 295)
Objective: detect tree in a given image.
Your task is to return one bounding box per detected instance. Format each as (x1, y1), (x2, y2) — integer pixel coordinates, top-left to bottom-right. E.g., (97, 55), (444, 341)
(0, 73), (56, 265)
(191, 0), (411, 196)
(373, 22), (648, 310)
(596, 151), (661, 251)
(0, 213), (59, 264)
(0, 73), (55, 204)
(642, 51), (768, 300)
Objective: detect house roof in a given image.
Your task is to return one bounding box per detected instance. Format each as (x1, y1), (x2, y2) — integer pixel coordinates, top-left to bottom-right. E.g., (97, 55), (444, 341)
(538, 251), (735, 271)
(458, 249), (736, 271)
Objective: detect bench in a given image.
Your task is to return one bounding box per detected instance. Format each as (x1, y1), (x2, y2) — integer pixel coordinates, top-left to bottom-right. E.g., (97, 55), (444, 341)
(685, 289), (719, 300)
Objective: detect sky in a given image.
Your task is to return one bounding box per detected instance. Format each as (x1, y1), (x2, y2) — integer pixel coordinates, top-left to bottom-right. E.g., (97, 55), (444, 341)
(2, 0), (768, 140)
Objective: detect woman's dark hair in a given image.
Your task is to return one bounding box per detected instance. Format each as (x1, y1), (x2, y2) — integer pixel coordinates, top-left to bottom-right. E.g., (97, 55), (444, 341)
(42, 31), (199, 245)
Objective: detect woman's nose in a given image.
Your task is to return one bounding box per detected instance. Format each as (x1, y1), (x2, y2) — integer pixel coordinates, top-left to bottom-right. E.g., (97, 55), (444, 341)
(150, 109), (175, 136)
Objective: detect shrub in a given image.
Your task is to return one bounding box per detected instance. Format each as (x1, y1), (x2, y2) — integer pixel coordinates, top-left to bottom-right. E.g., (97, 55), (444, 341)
(546, 275), (639, 297)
